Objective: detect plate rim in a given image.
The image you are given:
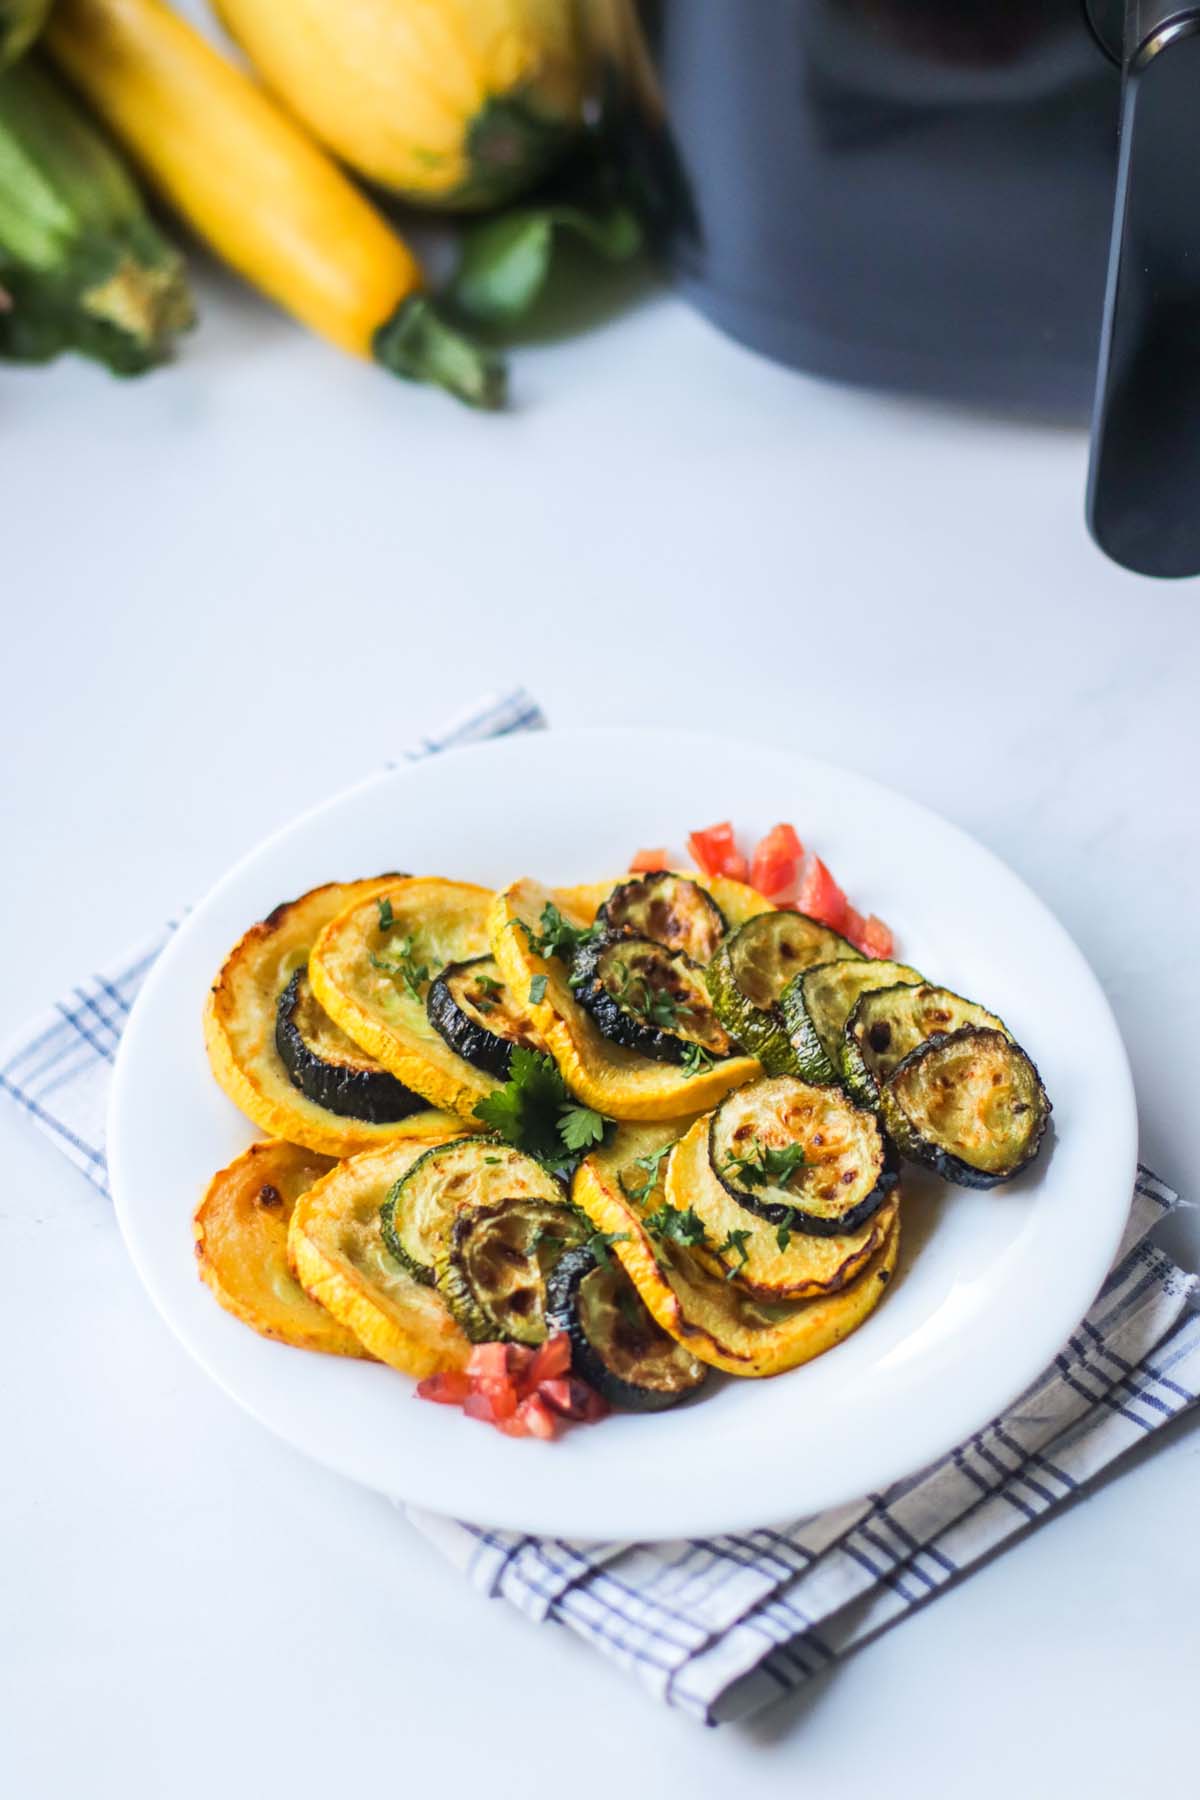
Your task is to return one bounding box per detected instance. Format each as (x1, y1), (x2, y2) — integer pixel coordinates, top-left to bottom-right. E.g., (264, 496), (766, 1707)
(107, 725), (1138, 1539)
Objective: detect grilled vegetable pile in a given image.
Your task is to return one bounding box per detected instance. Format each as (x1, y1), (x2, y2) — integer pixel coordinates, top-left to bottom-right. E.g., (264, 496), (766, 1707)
(0, 0), (641, 400)
(195, 825), (1050, 1439)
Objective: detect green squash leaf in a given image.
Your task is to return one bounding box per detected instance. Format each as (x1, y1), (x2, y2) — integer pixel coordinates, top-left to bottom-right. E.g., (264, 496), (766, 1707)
(451, 201), (642, 326)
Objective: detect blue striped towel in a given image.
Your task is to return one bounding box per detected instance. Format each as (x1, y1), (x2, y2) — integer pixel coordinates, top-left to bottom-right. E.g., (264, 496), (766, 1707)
(3, 687), (1196, 1726)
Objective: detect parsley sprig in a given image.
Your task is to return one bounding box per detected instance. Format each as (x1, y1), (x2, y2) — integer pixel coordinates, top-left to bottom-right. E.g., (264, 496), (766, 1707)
(368, 933), (430, 1003)
(473, 1047), (607, 1172)
(516, 902), (597, 962)
(643, 1203), (709, 1249)
(620, 1142), (674, 1204)
(723, 1139), (810, 1190)
(586, 1229), (631, 1270)
(715, 1228), (753, 1277)
(681, 1042), (716, 1079)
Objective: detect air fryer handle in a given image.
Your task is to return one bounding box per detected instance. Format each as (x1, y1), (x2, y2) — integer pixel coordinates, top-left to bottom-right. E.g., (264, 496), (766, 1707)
(1087, 4), (1200, 577)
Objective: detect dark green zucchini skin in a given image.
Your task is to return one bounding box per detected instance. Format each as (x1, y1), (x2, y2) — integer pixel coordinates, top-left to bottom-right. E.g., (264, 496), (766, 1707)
(881, 1026), (1051, 1189)
(275, 968), (425, 1122)
(596, 872), (727, 964)
(544, 1245), (708, 1412)
(425, 955), (531, 1079)
(779, 958), (924, 1085)
(570, 935), (736, 1065)
(708, 1084), (900, 1237)
(436, 1197), (588, 1344)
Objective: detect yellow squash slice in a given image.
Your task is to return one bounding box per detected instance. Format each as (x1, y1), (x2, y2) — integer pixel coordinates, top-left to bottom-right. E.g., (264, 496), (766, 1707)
(572, 1124), (899, 1377)
(666, 1116), (897, 1299)
(288, 1134), (471, 1376)
(308, 877), (500, 1121)
(194, 1138), (366, 1357)
(489, 874), (770, 1121)
(205, 875), (453, 1157)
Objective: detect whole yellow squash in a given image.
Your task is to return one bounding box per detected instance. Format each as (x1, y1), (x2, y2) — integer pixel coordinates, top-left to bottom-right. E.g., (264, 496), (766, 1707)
(215, 0), (587, 210)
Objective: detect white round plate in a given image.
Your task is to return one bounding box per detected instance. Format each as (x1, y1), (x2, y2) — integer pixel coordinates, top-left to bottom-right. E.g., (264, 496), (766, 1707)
(109, 728), (1136, 1540)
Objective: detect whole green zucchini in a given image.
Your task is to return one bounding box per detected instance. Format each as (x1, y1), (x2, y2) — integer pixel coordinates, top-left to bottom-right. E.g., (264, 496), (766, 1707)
(0, 0), (51, 70)
(0, 55), (192, 372)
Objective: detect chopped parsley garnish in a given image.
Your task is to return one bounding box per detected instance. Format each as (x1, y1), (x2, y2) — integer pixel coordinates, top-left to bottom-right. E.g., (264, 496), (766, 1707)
(643, 1204), (709, 1249)
(472, 1047), (608, 1172)
(472, 973), (502, 1015)
(558, 1104), (606, 1153)
(515, 902), (597, 962)
(376, 896), (395, 931)
(586, 1229), (630, 1270)
(716, 1228), (753, 1277)
(528, 974), (548, 1006)
(681, 1041), (716, 1079)
(620, 1142), (674, 1204)
(368, 933), (430, 1003)
(774, 1206), (798, 1251)
(723, 1139), (810, 1190)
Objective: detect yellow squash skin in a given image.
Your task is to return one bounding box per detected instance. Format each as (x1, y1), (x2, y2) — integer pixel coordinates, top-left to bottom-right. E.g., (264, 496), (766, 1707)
(48, 0), (424, 354)
(308, 876), (499, 1121)
(215, 0), (586, 209)
(572, 1123), (900, 1378)
(288, 1135), (471, 1375)
(489, 874), (770, 1122)
(204, 875), (457, 1159)
(193, 1138), (369, 1356)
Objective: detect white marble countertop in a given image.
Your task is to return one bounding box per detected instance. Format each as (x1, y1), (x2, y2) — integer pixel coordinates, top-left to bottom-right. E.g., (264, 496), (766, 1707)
(3, 273), (1197, 1799)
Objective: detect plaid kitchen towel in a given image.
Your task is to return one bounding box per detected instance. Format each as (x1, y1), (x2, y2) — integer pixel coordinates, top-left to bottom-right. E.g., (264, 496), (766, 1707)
(2, 686), (1197, 1726)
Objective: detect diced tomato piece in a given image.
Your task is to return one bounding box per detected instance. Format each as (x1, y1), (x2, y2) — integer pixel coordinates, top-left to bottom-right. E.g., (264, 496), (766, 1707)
(494, 1414), (530, 1437)
(515, 1394), (558, 1440)
(539, 1376), (610, 1422)
(462, 1389), (496, 1425)
(416, 1370), (472, 1406)
(467, 1343), (510, 1381)
(483, 1378), (518, 1422)
(629, 847), (669, 873)
(861, 914), (894, 958)
(795, 852), (848, 932)
(528, 1332), (572, 1390)
(843, 903), (866, 944)
(688, 821), (749, 883)
(750, 823), (804, 901)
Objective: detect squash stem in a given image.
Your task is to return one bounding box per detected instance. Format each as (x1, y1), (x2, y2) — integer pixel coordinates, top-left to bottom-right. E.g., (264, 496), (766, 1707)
(373, 294), (506, 409)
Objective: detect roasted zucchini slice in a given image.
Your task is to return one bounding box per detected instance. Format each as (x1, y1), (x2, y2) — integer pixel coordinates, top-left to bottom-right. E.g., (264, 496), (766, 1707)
(287, 1132), (472, 1376)
(490, 877), (767, 1121)
(880, 1026), (1051, 1188)
(276, 967), (425, 1121)
(571, 1123), (900, 1378)
(595, 871), (727, 964)
(667, 1113), (897, 1298)
(308, 876), (502, 1120)
(841, 982), (1010, 1108)
(780, 958), (924, 1085)
(425, 955), (544, 1079)
(435, 1195), (588, 1344)
(708, 1074), (898, 1236)
(544, 1243), (708, 1411)
(380, 1137), (570, 1284)
(204, 874), (454, 1158)
(706, 911), (861, 1072)
(571, 935), (737, 1065)
(193, 1138), (368, 1357)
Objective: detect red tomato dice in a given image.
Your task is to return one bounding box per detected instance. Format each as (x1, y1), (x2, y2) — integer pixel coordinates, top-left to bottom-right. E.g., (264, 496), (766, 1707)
(528, 1332), (572, 1390)
(861, 914), (894, 958)
(515, 1394), (558, 1440)
(462, 1389), (497, 1425)
(467, 1343), (510, 1382)
(416, 1370), (472, 1406)
(629, 847), (669, 872)
(687, 821), (749, 883)
(795, 852), (848, 932)
(750, 823), (804, 900)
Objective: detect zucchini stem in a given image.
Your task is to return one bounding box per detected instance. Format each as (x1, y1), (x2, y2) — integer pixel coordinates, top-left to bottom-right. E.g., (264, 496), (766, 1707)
(374, 294), (506, 409)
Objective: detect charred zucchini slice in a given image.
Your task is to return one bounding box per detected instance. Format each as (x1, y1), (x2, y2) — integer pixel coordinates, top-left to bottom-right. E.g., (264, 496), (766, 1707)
(380, 1137), (569, 1284)
(596, 871), (727, 964)
(708, 1074), (898, 1236)
(544, 1243), (708, 1410)
(425, 955), (542, 1079)
(780, 958), (924, 1084)
(435, 1196), (587, 1344)
(881, 1026), (1050, 1188)
(275, 967), (426, 1122)
(707, 912), (861, 1072)
(841, 982), (1010, 1108)
(570, 935), (737, 1066)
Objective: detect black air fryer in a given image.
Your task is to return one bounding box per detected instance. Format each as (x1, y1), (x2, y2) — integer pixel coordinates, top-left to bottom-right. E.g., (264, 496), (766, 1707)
(600, 0), (1200, 578)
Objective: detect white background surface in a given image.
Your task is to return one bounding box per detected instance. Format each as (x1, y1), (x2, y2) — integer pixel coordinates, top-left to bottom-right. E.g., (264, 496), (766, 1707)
(3, 258), (1199, 1796)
